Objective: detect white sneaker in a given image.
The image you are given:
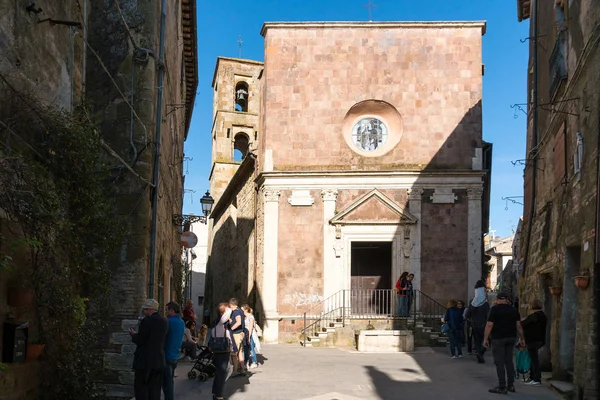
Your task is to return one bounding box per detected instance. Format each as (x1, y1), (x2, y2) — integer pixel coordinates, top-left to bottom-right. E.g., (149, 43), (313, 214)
(528, 381), (541, 386)
(249, 363), (258, 369)
(451, 355), (458, 359)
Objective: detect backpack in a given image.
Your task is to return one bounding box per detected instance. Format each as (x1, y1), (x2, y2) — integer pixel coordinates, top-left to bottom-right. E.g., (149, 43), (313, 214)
(515, 349), (531, 381)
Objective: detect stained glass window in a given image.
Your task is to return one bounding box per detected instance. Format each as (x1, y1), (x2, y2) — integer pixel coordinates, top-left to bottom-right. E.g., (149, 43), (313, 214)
(351, 118), (388, 151)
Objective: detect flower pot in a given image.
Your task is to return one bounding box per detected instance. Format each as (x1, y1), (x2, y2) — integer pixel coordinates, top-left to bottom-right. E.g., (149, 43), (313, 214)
(549, 286), (562, 296)
(574, 276), (590, 290)
(26, 344), (45, 362)
(7, 287), (35, 307)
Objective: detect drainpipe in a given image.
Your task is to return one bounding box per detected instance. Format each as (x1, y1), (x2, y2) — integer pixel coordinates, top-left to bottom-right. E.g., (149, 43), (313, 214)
(82, 0), (87, 96)
(594, 96), (600, 395)
(523, 0), (539, 277)
(148, 0), (168, 299)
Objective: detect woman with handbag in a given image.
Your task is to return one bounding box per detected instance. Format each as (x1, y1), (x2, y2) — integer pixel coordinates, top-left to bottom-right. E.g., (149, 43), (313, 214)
(210, 303), (233, 400)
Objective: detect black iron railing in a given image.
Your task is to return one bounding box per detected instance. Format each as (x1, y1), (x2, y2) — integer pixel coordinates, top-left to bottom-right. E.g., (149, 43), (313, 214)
(301, 289), (447, 347)
(549, 30), (567, 99)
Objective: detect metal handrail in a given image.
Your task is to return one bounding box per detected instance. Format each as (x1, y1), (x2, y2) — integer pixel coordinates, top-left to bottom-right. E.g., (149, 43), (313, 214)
(301, 288), (448, 347)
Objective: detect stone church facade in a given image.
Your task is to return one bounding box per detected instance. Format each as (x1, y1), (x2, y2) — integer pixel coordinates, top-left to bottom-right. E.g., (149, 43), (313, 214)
(205, 21), (491, 343)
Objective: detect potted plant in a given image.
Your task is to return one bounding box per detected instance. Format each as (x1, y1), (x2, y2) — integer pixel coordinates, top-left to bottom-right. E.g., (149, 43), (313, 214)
(549, 286), (562, 296)
(26, 334), (46, 362)
(574, 275), (590, 290)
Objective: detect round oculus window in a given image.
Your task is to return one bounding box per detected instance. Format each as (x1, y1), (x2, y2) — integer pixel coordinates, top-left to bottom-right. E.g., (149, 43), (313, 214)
(351, 117), (388, 151)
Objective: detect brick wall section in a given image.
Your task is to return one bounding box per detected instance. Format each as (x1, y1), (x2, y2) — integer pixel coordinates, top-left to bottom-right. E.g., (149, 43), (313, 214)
(277, 190), (325, 315)
(420, 190), (468, 304)
(261, 23), (483, 171)
(518, 1), (599, 397)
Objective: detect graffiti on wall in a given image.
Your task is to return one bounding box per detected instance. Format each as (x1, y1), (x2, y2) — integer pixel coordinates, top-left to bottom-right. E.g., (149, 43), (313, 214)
(282, 292), (324, 309)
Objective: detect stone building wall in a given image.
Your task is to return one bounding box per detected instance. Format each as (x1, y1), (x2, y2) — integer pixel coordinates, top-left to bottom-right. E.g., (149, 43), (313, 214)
(205, 156), (257, 318)
(517, 1), (598, 398)
(277, 190), (325, 316)
(420, 190), (469, 303)
(86, 1), (193, 397)
(0, 2), (83, 398)
(259, 22), (485, 172)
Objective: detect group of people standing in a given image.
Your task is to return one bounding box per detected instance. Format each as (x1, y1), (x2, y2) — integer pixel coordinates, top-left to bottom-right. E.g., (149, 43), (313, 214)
(210, 298), (262, 400)
(128, 299), (185, 400)
(443, 281), (548, 394)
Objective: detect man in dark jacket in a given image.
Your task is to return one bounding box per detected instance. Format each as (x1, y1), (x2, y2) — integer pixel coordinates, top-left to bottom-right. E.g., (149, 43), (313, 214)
(466, 297), (491, 363)
(521, 299), (547, 385)
(129, 299), (169, 400)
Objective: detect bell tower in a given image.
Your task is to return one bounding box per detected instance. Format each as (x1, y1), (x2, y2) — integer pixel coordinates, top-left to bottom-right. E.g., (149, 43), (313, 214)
(209, 57), (263, 204)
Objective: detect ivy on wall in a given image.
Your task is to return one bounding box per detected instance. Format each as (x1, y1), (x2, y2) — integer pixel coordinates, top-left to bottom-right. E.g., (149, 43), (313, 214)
(0, 85), (125, 398)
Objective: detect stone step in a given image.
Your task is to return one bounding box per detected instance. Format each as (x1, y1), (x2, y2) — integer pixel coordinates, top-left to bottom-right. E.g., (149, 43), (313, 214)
(318, 331), (328, 339)
(549, 380), (574, 396)
(308, 336), (320, 343)
(301, 341), (312, 347)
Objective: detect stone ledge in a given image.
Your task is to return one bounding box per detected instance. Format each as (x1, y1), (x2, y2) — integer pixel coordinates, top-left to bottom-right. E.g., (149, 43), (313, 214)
(357, 330), (414, 353)
(105, 383), (133, 399)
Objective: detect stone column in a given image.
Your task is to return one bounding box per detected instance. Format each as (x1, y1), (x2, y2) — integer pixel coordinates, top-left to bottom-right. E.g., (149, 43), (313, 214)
(467, 187), (484, 301)
(262, 189), (280, 343)
(408, 188), (423, 309)
(321, 190), (338, 300)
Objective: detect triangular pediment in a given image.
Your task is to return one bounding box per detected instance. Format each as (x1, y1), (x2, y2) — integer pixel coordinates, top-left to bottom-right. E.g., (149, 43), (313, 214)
(330, 189), (417, 226)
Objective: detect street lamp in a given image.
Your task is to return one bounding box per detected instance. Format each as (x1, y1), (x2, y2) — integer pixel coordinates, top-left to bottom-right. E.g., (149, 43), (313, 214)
(172, 190), (215, 226)
(200, 191), (215, 218)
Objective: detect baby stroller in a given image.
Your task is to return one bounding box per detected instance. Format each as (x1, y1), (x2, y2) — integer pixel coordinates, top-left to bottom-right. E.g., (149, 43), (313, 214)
(187, 346), (216, 382)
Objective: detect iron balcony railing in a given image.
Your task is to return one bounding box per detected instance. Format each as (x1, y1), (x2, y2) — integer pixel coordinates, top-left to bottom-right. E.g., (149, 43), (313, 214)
(301, 289), (447, 347)
(549, 30), (568, 99)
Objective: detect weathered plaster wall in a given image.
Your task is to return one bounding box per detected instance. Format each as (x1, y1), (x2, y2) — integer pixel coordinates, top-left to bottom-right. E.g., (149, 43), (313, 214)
(519, 1), (599, 397)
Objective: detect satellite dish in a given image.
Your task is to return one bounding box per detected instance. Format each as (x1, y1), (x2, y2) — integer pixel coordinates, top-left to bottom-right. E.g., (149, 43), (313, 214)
(181, 231), (198, 248)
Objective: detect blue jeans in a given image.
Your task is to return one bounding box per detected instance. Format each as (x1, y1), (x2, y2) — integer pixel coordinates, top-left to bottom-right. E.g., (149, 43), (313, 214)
(162, 359), (177, 400)
(244, 337), (257, 365)
(396, 296), (408, 316)
(448, 329), (463, 356)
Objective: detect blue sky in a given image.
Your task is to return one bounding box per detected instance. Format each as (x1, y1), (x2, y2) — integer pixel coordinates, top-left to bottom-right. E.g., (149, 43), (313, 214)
(183, 0), (529, 238)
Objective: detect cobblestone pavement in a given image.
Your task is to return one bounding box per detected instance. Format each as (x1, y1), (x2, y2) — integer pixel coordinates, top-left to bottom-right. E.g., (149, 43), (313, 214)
(173, 345), (561, 400)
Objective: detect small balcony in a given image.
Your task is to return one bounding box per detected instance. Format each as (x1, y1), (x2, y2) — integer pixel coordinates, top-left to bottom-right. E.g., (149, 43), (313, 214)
(549, 30), (568, 99)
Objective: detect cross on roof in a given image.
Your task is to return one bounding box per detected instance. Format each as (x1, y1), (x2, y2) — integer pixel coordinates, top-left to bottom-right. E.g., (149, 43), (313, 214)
(237, 35), (243, 58)
(363, 0), (378, 22)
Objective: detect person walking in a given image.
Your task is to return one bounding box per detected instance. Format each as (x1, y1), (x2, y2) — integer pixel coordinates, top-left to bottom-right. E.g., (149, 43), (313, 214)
(129, 299), (169, 400)
(443, 299), (464, 359)
(466, 280), (490, 363)
(211, 302), (233, 400)
(483, 292), (525, 394)
(163, 301), (184, 400)
(521, 299), (547, 386)
(229, 298), (246, 377)
(183, 300), (197, 324)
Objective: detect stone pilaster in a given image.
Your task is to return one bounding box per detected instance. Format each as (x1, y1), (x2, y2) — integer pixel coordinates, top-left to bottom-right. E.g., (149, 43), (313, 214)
(262, 189), (280, 343)
(407, 188), (423, 306)
(467, 187), (484, 301)
(321, 189), (338, 300)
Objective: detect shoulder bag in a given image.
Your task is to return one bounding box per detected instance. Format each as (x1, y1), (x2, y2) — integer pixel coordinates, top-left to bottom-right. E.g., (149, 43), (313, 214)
(208, 325), (231, 354)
